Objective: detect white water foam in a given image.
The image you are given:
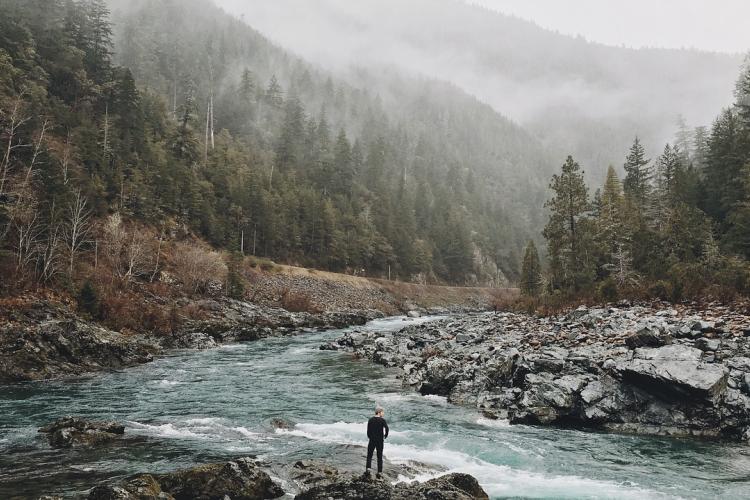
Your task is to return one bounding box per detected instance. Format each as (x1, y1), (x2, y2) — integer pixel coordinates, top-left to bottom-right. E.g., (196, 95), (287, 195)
(475, 417), (511, 428)
(128, 418), (262, 442)
(421, 394), (449, 406)
(152, 379), (181, 387)
(279, 420), (678, 500)
(368, 392), (449, 407)
(128, 421), (205, 440)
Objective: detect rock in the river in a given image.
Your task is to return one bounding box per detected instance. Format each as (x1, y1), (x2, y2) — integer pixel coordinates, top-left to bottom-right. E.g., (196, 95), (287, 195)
(269, 417), (295, 430)
(88, 475), (169, 500)
(88, 458), (284, 500)
(294, 471), (488, 500)
(39, 417), (125, 448)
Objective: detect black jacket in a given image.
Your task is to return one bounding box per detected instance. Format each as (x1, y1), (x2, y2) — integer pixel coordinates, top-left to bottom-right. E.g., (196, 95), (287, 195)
(367, 416), (389, 442)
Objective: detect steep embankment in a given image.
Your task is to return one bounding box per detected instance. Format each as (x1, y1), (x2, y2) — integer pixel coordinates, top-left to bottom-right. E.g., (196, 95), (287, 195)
(248, 263), (512, 313)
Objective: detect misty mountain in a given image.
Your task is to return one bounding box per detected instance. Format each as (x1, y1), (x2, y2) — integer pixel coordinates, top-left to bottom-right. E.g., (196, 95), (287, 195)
(102, 0), (556, 282)
(216, 0), (743, 180)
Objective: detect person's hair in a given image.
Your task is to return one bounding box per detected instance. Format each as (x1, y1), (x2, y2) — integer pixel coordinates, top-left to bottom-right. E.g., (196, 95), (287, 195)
(375, 406), (384, 415)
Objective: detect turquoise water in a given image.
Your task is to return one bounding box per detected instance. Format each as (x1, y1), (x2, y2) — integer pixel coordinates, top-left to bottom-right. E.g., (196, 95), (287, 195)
(1, 316), (750, 499)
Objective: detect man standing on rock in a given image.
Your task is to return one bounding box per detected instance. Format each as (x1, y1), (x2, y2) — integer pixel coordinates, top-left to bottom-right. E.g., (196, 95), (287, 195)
(366, 406), (389, 478)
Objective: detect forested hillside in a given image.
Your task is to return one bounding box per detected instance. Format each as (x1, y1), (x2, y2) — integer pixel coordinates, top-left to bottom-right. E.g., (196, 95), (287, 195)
(217, 0), (741, 184)
(521, 60), (750, 303)
(0, 0), (555, 295)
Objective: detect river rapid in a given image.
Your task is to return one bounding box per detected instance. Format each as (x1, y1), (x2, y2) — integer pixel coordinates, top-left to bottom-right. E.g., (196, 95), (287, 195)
(1, 315), (750, 499)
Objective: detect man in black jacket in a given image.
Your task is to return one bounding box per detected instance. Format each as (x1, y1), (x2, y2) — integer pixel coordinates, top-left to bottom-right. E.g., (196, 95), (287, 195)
(366, 406), (389, 478)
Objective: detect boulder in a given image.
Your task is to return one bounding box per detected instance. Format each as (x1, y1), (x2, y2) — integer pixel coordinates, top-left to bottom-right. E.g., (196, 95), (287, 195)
(294, 471), (488, 500)
(419, 357), (459, 395)
(695, 338), (721, 352)
(615, 345), (728, 401)
(269, 417), (295, 430)
(88, 475), (170, 500)
(39, 417), (125, 449)
(625, 325), (671, 349)
(87, 459), (283, 500)
(155, 457), (284, 500)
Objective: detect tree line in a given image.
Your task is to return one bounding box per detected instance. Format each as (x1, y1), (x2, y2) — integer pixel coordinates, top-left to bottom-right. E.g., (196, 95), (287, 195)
(523, 61), (750, 302)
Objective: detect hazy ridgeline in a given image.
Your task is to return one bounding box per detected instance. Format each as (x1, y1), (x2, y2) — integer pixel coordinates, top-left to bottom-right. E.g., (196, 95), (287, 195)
(215, 0), (743, 184)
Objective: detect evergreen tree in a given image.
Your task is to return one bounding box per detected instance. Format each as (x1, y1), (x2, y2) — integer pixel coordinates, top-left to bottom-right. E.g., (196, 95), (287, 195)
(519, 240), (542, 297)
(596, 166), (628, 273)
(693, 126), (710, 171)
(543, 156), (592, 291)
(704, 109), (744, 222)
(622, 137), (651, 213)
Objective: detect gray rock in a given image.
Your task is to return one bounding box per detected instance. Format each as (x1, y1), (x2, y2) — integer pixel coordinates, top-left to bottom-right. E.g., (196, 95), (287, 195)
(695, 338), (721, 352)
(615, 345), (728, 401)
(39, 417), (125, 449)
(625, 325), (671, 349)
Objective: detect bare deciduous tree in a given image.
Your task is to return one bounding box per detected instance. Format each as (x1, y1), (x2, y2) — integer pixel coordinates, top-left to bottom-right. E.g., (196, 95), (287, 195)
(38, 203), (63, 283)
(101, 213), (153, 282)
(64, 190), (92, 277)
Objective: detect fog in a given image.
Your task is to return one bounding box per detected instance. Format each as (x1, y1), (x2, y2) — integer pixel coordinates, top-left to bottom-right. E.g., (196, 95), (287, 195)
(470, 0), (750, 53)
(215, 0), (744, 173)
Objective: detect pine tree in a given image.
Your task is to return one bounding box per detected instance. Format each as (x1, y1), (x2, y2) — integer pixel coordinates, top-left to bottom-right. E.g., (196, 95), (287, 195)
(543, 156), (592, 291)
(596, 165), (626, 262)
(693, 126), (710, 171)
(622, 137), (651, 213)
(705, 109), (743, 222)
(519, 240), (542, 297)
(653, 143), (683, 227)
(736, 57), (750, 129)
(265, 75), (283, 109)
(674, 115), (693, 166)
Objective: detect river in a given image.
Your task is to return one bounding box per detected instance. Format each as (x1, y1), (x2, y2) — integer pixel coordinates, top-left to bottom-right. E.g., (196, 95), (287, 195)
(1, 316), (749, 499)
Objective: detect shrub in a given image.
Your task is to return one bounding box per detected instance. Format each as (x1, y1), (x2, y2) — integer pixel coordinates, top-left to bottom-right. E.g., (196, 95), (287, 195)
(226, 252), (246, 300)
(647, 280), (674, 301)
(77, 280), (101, 319)
(597, 277), (619, 302)
(280, 289), (320, 313)
(171, 242), (227, 295)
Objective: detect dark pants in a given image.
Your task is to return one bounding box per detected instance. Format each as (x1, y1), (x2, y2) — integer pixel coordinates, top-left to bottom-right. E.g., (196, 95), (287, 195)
(366, 439), (384, 473)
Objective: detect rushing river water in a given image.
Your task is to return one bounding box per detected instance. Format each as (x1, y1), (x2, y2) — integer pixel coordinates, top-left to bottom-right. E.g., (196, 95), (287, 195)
(2, 315), (750, 499)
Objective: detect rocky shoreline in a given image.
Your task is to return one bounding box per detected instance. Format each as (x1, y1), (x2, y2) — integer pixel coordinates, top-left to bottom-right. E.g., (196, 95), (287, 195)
(35, 418), (488, 500)
(0, 297), (383, 383)
(323, 302), (750, 441)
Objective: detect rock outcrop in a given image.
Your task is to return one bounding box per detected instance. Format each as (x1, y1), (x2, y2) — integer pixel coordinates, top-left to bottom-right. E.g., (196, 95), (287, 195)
(294, 471), (489, 500)
(0, 298), (380, 382)
(39, 417), (125, 448)
(326, 303), (750, 440)
(0, 317), (158, 382)
(87, 458), (285, 500)
(80, 458), (487, 500)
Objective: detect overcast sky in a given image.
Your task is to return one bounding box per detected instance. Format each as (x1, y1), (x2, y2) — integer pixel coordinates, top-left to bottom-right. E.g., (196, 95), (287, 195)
(467, 0), (750, 54)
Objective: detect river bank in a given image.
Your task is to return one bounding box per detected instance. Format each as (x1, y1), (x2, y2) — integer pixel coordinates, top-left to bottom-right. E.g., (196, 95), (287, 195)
(324, 302), (750, 441)
(0, 265), (510, 382)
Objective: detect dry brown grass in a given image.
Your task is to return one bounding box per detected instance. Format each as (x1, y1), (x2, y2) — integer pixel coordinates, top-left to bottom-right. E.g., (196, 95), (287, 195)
(279, 288), (322, 313)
